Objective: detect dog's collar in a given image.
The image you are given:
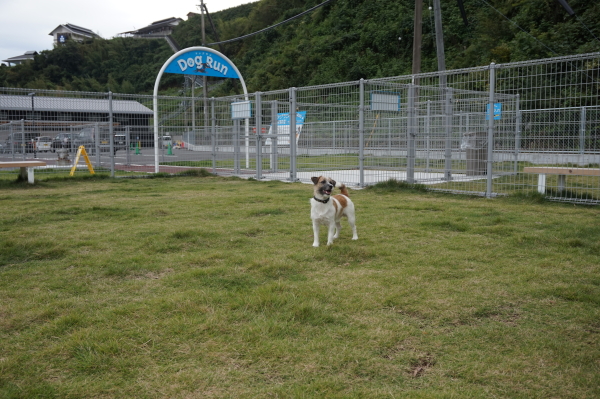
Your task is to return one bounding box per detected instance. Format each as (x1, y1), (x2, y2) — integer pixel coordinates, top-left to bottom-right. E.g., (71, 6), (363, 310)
(313, 196), (330, 204)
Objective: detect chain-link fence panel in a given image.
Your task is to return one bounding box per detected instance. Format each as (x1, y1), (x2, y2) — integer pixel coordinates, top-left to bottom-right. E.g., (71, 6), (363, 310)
(2, 52), (600, 203)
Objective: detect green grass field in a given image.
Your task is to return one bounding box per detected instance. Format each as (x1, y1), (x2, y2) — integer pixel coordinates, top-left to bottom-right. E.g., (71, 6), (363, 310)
(1, 174), (599, 398)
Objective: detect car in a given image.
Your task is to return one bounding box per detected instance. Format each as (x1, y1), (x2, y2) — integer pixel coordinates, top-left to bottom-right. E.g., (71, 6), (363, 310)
(114, 134), (127, 153)
(161, 135), (173, 149)
(73, 127), (129, 155)
(73, 127), (97, 152)
(35, 136), (52, 152)
(73, 126), (109, 155)
(4, 132), (37, 153)
(52, 133), (75, 152)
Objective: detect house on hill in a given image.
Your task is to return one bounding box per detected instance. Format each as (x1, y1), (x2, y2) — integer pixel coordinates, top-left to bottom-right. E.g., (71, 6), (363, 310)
(119, 17), (183, 38)
(118, 17), (183, 52)
(2, 51), (38, 67)
(49, 23), (101, 46)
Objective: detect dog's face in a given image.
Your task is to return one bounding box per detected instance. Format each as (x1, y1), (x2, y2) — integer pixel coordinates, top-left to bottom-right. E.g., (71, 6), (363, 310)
(311, 176), (336, 198)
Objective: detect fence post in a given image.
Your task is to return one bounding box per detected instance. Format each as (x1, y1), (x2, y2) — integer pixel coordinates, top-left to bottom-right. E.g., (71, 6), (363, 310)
(515, 94), (521, 174)
(426, 100), (431, 172)
(125, 127), (131, 166)
(94, 122), (100, 168)
(359, 79), (365, 187)
(444, 88), (453, 181)
(211, 97), (216, 173)
(9, 123), (14, 161)
(271, 100), (278, 172)
(109, 91), (115, 178)
(486, 63), (496, 198)
(407, 83), (416, 183)
(333, 121), (337, 151)
(580, 106), (587, 155)
(234, 118), (240, 174)
(388, 119), (392, 155)
(255, 92), (263, 180)
(21, 119), (25, 161)
(289, 87), (297, 182)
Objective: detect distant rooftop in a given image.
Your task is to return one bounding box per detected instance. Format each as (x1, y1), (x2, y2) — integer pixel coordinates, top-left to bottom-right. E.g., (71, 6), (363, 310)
(2, 51), (38, 66)
(0, 95), (153, 115)
(119, 17), (183, 36)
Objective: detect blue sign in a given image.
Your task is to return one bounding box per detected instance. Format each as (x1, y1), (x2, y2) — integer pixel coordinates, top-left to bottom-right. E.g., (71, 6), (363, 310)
(265, 112), (307, 146)
(486, 103), (502, 120)
(277, 111), (306, 126)
(58, 33), (69, 44)
(164, 50), (239, 79)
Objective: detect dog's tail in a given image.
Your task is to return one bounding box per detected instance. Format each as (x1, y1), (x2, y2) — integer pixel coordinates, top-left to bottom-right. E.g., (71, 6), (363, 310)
(336, 182), (350, 197)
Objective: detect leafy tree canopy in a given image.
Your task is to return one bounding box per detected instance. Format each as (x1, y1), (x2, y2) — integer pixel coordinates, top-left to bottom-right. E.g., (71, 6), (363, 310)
(1, 0), (598, 95)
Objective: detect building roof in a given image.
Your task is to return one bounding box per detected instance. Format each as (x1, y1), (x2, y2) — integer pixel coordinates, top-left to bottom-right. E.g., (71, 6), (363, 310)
(0, 95), (153, 115)
(2, 51), (38, 64)
(120, 17), (183, 36)
(48, 23), (101, 38)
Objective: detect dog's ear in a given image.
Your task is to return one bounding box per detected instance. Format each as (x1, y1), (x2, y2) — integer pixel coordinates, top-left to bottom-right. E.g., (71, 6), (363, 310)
(330, 179), (336, 187)
(311, 176), (320, 185)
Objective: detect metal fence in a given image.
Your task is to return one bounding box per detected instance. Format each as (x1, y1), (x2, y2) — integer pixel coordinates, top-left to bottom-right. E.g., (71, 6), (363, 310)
(1, 52), (599, 204)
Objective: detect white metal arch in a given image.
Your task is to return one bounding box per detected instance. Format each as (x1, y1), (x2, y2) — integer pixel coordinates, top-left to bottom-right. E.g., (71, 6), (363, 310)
(153, 46), (248, 173)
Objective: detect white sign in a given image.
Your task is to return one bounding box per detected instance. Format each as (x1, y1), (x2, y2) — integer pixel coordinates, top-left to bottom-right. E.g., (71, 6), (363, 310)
(371, 91), (401, 112)
(231, 101), (252, 120)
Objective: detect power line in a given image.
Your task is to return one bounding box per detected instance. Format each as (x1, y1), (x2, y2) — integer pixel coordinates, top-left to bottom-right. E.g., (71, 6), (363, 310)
(207, 0), (335, 46)
(478, 0), (560, 56)
(479, 0), (600, 55)
(478, 0), (598, 84)
(554, 0), (600, 43)
(575, 15), (600, 44)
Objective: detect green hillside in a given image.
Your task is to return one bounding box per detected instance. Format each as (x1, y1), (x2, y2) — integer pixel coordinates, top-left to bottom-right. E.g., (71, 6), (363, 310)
(1, 0), (598, 95)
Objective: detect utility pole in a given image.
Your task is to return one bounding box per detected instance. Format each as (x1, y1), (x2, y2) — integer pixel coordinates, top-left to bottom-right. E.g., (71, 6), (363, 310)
(412, 0), (423, 78)
(432, 0), (446, 87)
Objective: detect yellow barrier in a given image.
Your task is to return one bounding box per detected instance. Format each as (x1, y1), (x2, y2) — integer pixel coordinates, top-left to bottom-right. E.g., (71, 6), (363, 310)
(70, 146), (95, 176)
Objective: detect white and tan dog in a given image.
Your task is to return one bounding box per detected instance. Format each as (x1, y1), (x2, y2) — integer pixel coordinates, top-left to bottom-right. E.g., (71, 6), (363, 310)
(310, 176), (358, 247)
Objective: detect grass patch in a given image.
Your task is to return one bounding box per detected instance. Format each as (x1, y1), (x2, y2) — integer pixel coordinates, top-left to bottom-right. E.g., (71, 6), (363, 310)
(1, 175), (599, 398)
(367, 178), (428, 193)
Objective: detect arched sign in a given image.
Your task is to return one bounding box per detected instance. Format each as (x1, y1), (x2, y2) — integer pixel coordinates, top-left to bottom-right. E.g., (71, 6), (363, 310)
(152, 47), (248, 173)
(163, 49), (240, 79)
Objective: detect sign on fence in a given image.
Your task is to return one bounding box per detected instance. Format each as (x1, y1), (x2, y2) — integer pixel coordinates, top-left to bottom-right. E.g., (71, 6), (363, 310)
(370, 91), (401, 111)
(486, 102), (502, 120)
(231, 101), (252, 119)
(265, 111), (307, 145)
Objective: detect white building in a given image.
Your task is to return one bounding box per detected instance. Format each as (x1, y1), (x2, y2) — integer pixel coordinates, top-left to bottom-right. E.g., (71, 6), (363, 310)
(48, 23), (101, 46)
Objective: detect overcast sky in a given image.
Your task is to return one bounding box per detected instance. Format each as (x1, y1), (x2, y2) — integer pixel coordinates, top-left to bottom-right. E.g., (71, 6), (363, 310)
(0, 0), (255, 66)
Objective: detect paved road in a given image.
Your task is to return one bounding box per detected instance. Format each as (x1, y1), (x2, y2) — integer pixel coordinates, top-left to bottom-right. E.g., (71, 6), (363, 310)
(0, 147), (237, 175)
(0, 147), (220, 164)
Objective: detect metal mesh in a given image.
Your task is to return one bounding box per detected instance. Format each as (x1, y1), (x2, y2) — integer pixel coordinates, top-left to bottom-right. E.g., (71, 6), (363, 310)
(1, 52), (599, 203)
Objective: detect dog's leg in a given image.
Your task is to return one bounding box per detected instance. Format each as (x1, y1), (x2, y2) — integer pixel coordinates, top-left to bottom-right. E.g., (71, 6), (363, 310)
(327, 223), (336, 245)
(347, 214), (358, 240)
(312, 221), (321, 247)
(333, 220), (342, 239)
